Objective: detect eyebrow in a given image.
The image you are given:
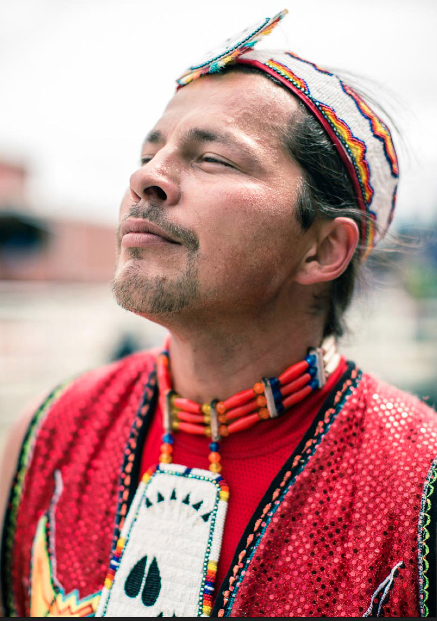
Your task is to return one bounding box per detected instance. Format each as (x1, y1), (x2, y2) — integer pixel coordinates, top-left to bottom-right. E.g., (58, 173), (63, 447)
(142, 127), (259, 161)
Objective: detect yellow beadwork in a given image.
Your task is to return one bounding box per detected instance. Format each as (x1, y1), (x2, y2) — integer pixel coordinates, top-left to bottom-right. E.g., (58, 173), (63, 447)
(159, 454), (172, 464)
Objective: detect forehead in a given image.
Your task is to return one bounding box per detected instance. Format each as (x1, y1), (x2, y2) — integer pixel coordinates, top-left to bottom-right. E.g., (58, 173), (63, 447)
(152, 71), (299, 149)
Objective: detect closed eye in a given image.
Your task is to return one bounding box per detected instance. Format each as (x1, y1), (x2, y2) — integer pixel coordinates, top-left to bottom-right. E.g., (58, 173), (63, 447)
(201, 156), (235, 168)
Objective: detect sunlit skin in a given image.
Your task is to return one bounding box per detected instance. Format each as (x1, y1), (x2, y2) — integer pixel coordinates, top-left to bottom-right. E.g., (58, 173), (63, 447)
(113, 71), (359, 404)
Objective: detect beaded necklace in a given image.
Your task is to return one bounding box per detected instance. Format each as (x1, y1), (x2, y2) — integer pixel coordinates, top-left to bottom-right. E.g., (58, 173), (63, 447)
(157, 335), (340, 475)
(98, 336), (340, 617)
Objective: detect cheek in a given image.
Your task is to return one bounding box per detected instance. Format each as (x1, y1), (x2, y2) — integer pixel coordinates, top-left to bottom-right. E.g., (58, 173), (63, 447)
(196, 182), (302, 290)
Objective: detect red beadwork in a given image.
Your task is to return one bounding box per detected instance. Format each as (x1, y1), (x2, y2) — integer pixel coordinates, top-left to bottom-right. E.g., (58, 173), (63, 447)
(177, 421), (209, 436)
(223, 387), (256, 410)
(173, 397), (202, 414)
(223, 400), (258, 422)
(278, 359), (309, 384)
(227, 413), (260, 434)
(282, 383), (313, 409)
(280, 372), (311, 397)
(176, 411), (206, 424)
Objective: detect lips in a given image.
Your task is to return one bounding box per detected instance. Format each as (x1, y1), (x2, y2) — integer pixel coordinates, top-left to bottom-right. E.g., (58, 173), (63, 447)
(121, 218), (180, 247)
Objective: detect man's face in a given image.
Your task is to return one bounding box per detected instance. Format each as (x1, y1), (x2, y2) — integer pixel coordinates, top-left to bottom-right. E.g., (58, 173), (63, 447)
(113, 71), (307, 324)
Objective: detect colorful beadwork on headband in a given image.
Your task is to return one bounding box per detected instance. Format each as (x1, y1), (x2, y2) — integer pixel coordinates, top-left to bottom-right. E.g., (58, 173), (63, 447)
(157, 335), (340, 474)
(176, 10), (399, 257)
(177, 10), (288, 87)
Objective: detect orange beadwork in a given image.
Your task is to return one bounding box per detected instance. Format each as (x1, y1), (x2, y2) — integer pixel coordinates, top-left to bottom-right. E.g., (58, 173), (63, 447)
(219, 425), (230, 437)
(216, 402), (226, 415)
(160, 443), (173, 454)
(159, 453), (172, 464)
(253, 382), (265, 395)
(209, 452), (221, 463)
(258, 408), (270, 420)
(256, 395), (267, 408)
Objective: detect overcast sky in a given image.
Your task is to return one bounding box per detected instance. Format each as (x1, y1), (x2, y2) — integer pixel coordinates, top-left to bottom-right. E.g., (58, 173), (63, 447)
(1, 0), (436, 226)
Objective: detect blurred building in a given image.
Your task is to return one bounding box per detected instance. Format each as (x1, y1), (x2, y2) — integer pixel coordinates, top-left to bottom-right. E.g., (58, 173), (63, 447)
(0, 159), (115, 281)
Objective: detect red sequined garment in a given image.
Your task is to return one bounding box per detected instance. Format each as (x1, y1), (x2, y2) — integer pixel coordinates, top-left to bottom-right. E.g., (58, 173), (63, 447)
(2, 350), (437, 617)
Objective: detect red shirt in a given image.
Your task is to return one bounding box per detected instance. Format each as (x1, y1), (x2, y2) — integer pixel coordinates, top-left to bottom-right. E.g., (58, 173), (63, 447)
(140, 358), (347, 591)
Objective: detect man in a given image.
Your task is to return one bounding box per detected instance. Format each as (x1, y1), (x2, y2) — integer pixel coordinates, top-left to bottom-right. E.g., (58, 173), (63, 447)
(1, 10), (436, 618)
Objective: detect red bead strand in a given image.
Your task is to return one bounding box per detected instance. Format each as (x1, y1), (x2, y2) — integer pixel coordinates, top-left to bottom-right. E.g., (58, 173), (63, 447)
(176, 421), (211, 436)
(176, 411), (208, 424)
(227, 413), (261, 434)
(173, 397), (202, 414)
(223, 387), (257, 410)
(280, 372), (312, 397)
(278, 359), (309, 384)
(221, 400), (258, 422)
(282, 384), (313, 409)
(156, 338), (338, 456)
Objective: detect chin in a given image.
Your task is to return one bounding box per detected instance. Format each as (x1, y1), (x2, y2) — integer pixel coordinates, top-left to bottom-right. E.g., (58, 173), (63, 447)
(112, 262), (200, 318)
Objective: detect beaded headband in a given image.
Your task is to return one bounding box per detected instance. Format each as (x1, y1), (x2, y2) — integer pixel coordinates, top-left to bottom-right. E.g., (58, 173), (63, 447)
(176, 9), (399, 258)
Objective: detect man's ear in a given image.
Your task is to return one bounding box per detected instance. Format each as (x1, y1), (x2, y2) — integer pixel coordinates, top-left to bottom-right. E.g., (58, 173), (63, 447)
(295, 217), (359, 285)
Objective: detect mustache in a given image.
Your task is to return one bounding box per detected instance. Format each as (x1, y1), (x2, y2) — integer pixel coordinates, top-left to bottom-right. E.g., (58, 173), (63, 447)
(118, 203), (199, 252)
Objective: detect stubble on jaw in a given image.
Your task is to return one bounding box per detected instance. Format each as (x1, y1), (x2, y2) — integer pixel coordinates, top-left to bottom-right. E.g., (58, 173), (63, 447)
(112, 203), (200, 317)
(112, 255), (200, 316)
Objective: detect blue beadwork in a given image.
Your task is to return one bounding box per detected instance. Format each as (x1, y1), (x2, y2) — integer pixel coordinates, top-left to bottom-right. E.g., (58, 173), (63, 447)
(163, 433), (174, 444)
(272, 387), (282, 405)
(310, 379), (319, 390)
(269, 377), (280, 391)
(309, 366), (317, 378)
(209, 441), (220, 452)
(305, 354), (317, 367)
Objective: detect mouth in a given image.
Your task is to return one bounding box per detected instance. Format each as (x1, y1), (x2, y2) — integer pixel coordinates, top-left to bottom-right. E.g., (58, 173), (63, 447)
(121, 218), (181, 248)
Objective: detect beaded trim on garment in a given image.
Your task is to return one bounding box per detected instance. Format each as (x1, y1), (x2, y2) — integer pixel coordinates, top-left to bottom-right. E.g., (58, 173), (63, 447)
(418, 456), (437, 617)
(215, 366), (363, 616)
(0, 381), (73, 616)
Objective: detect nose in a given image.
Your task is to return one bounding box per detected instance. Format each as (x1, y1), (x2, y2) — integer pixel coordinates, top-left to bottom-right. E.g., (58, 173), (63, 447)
(129, 153), (181, 205)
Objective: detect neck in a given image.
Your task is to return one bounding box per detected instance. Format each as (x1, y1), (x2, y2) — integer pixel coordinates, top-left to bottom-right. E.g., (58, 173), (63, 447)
(167, 309), (326, 404)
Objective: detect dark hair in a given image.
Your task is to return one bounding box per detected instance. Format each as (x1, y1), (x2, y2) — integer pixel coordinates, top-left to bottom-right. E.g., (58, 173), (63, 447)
(222, 63), (380, 338)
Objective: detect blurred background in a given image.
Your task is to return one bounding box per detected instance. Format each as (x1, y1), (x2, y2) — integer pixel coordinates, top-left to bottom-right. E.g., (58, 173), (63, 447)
(1, 0), (437, 456)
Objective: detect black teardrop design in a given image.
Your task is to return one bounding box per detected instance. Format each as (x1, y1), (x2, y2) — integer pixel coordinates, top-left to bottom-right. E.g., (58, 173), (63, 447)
(170, 488), (177, 500)
(192, 500), (203, 511)
(157, 492), (164, 503)
(182, 493), (191, 505)
(142, 557), (162, 607)
(125, 556), (147, 598)
(145, 497), (153, 508)
(201, 511), (212, 522)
